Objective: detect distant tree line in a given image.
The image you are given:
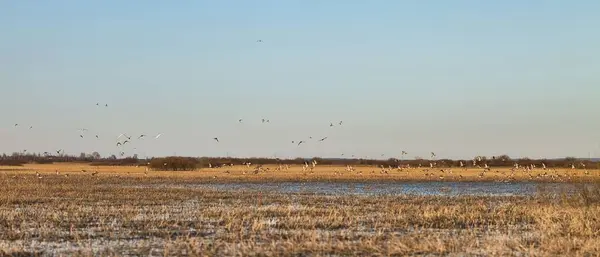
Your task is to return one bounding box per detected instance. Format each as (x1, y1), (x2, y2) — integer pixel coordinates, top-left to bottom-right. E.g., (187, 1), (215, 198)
(0, 152), (598, 170)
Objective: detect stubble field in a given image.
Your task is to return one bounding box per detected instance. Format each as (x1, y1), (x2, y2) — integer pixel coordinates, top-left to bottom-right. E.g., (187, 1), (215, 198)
(0, 163), (599, 256)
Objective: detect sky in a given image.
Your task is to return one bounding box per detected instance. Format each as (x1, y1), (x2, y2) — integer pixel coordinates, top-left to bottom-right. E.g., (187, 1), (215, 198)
(1, 0), (599, 160)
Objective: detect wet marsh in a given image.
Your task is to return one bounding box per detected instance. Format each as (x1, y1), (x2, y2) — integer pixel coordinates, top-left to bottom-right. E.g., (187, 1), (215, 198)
(0, 164), (599, 256)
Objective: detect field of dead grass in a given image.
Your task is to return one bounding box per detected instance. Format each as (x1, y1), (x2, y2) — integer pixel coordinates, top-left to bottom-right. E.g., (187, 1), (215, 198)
(2, 163), (599, 183)
(0, 164), (599, 256)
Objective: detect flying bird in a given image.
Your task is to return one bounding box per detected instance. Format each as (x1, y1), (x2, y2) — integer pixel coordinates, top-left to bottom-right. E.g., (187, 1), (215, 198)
(297, 141), (304, 146)
(138, 134), (146, 139)
(238, 119), (243, 123)
(431, 152), (436, 158)
(256, 39), (263, 43)
(319, 137), (328, 142)
(118, 134), (131, 140)
(155, 133), (162, 139)
(339, 121), (343, 125)
(14, 124), (18, 127)
(213, 137), (219, 142)
(330, 123), (334, 127)
(29, 126), (33, 129)
(95, 135), (99, 139)
(79, 135), (84, 138)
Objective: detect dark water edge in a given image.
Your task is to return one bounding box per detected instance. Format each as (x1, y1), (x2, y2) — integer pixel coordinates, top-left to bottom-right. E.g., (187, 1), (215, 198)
(127, 181), (599, 197)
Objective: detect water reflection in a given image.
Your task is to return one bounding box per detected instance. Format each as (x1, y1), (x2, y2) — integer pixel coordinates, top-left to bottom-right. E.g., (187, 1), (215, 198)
(145, 181), (597, 196)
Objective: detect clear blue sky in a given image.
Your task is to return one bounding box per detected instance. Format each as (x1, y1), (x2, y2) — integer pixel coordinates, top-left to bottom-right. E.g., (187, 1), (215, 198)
(1, 1), (599, 160)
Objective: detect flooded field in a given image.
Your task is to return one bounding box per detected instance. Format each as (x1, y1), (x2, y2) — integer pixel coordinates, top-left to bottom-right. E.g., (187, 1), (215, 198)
(128, 181), (596, 197)
(1, 174), (599, 256)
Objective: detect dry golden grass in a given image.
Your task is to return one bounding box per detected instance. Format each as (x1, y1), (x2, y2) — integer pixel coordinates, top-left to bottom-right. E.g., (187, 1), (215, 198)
(1, 163), (599, 256)
(3, 163), (599, 182)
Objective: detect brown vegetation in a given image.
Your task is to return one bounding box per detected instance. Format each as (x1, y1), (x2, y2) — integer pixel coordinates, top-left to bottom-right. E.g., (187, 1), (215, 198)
(149, 156), (200, 171)
(0, 173), (598, 256)
(3, 163), (600, 183)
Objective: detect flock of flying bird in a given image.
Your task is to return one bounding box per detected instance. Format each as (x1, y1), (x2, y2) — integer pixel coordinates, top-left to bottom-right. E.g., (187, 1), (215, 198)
(9, 107), (507, 163)
(7, 39), (373, 160)
(10, 99), (349, 159)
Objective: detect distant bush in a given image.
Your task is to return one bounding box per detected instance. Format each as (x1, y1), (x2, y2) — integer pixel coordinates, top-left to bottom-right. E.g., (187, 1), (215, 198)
(0, 160), (26, 166)
(149, 157), (200, 171)
(33, 159), (54, 164)
(89, 157), (143, 166)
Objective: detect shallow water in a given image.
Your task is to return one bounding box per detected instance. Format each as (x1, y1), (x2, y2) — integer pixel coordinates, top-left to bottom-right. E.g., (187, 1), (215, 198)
(135, 181), (597, 196)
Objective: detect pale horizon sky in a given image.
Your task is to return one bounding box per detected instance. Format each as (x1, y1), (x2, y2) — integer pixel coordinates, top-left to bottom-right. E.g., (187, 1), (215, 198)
(1, 1), (599, 160)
